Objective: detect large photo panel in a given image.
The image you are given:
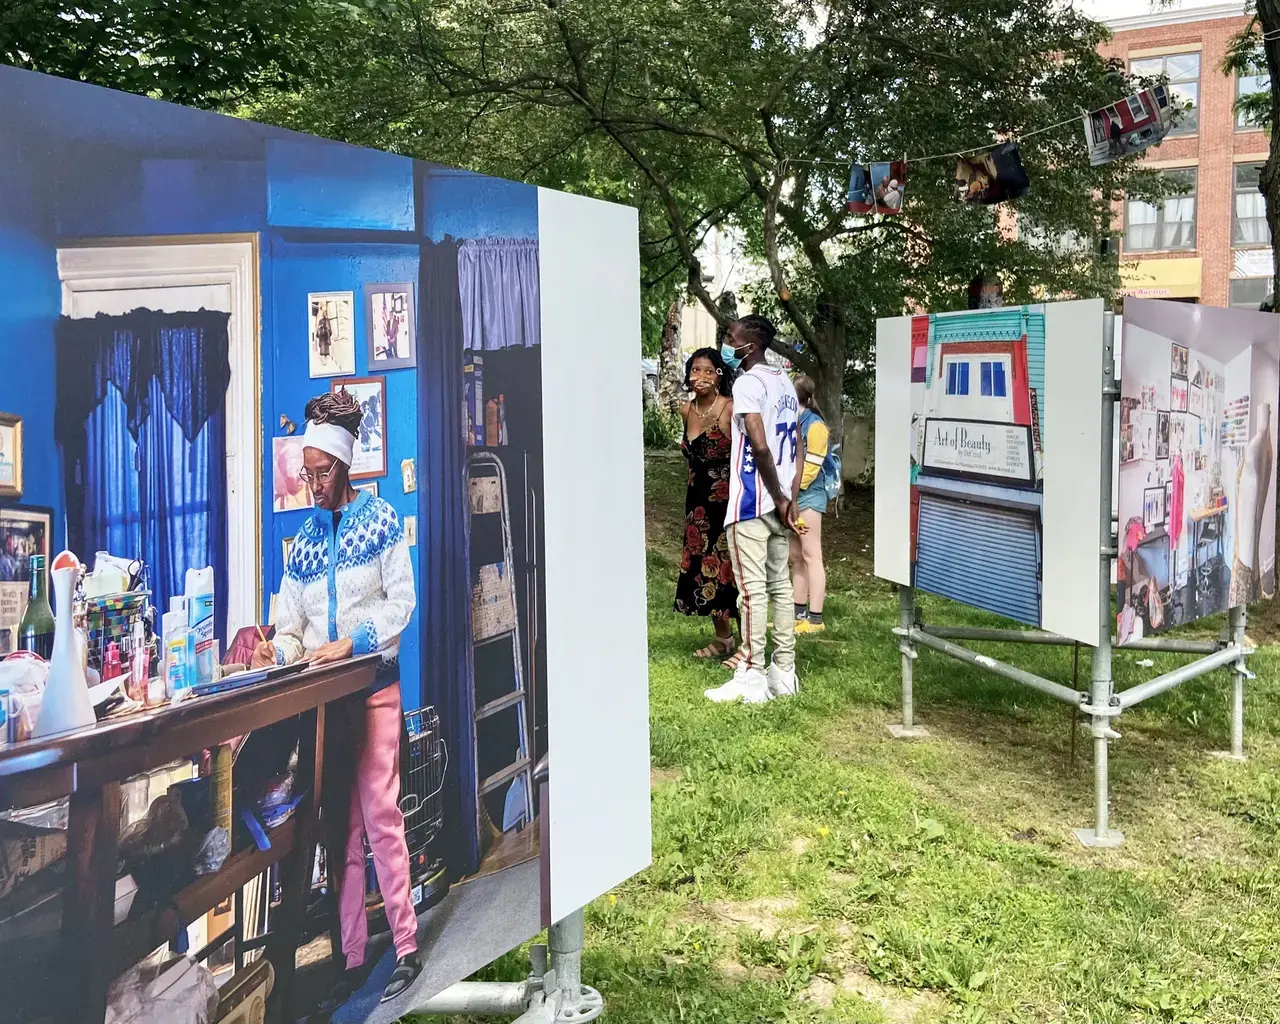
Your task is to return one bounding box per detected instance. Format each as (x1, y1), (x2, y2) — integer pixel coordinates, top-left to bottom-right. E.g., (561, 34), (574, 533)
(1117, 299), (1280, 645)
(876, 300), (1104, 644)
(0, 63), (644, 1024)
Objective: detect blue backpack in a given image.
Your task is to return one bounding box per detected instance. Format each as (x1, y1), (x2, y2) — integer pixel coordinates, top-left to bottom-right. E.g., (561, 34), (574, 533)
(800, 408), (842, 502)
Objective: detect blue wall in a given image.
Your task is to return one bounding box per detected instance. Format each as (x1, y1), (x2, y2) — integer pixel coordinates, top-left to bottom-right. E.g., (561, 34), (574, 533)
(0, 142), (66, 548)
(268, 138), (415, 232)
(266, 236), (422, 703)
(423, 169), (538, 242)
(0, 64), (542, 713)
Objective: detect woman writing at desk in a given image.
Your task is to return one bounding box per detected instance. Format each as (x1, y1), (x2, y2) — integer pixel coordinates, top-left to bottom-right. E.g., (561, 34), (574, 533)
(252, 389), (423, 1008)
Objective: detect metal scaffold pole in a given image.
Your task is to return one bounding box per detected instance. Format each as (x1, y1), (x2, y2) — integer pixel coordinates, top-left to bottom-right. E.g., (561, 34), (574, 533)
(1212, 604), (1252, 762)
(1075, 309), (1124, 849)
(889, 586), (930, 739)
(406, 907), (603, 1022)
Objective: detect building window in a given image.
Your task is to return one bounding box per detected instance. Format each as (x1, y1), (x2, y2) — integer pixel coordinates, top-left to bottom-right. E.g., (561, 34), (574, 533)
(980, 361), (1007, 398)
(1125, 93), (1146, 120)
(1230, 277), (1271, 309)
(946, 360), (970, 396)
(1125, 169), (1197, 252)
(1237, 68), (1270, 129)
(1131, 53), (1199, 136)
(1019, 215), (1088, 255)
(1234, 164), (1269, 247)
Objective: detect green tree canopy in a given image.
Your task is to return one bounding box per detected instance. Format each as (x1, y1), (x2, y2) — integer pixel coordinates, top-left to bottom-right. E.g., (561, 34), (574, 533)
(257, 0), (1161, 435)
(0, 0), (340, 107)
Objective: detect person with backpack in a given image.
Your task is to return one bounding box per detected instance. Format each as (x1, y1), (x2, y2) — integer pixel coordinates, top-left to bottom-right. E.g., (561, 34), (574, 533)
(792, 376), (838, 634)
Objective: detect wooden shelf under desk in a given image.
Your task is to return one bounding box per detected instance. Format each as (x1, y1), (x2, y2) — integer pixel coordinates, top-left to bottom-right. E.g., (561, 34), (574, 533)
(0, 656), (379, 1024)
(110, 817), (297, 977)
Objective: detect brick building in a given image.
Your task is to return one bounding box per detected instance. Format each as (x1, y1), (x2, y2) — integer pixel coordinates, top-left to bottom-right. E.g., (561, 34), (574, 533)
(1101, 2), (1273, 308)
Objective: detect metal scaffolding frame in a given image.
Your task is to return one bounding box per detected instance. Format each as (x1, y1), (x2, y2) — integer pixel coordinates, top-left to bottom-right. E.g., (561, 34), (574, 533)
(890, 310), (1256, 848)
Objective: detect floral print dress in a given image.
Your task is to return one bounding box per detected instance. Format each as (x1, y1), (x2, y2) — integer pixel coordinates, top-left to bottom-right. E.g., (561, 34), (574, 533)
(674, 424), (739, 621)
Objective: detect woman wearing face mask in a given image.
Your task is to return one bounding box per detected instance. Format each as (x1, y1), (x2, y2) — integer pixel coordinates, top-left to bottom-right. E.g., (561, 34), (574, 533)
(675, 348), (742, 664)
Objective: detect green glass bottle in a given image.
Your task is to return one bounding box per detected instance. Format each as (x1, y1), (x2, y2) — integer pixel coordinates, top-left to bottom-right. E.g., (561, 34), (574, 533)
(18, 554), (54, 659)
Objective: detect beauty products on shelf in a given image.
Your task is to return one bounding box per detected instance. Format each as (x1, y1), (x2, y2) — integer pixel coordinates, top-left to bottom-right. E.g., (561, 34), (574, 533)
(17, 553), (54, 659)
(33, 550), (95, 738)
(164, 598), (189, 697)
(185, 567), (215, 691)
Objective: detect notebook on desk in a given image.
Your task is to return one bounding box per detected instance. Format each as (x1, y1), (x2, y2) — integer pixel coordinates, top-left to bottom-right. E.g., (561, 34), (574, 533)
(189, 660), (307, 699)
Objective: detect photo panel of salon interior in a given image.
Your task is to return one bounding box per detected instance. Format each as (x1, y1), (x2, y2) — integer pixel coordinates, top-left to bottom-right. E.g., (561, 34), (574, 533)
(0, 64), (551, 1023)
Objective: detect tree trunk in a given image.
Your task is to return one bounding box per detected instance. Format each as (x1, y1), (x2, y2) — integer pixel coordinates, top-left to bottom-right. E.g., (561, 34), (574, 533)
(657, 301), (684, 412)
(809, 301), (846, 459)
(1257, 0), (1280, 305)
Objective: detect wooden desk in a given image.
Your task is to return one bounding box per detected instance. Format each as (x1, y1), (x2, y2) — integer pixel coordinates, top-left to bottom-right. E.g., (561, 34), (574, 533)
(0, 655), (379, 1024)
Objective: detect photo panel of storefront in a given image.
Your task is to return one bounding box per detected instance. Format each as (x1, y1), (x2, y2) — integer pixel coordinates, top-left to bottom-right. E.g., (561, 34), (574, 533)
(0, 65), (547, 1024)
(909, 307), (1047, 627)
(1117, 300), (1280, 647)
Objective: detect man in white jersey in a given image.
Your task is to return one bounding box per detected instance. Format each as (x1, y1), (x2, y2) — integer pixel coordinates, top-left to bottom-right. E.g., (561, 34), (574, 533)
(706, 315), (804, 704)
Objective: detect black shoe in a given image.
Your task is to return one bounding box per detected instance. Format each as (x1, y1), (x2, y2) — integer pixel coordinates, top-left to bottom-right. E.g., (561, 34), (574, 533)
(381, 952), (423, 1003)
(314, 966), (365, 1018)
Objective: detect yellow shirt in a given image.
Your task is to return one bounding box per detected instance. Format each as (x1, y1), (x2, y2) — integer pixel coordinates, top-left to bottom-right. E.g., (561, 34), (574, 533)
(800, 415), (829, 491)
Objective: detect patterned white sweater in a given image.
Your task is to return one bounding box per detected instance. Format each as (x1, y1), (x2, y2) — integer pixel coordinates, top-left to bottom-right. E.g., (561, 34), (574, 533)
(274, 490), (416, 692)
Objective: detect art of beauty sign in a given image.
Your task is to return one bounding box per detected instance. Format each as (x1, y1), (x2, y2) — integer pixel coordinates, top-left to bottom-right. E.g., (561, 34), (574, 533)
(922, 418), (1035, 485)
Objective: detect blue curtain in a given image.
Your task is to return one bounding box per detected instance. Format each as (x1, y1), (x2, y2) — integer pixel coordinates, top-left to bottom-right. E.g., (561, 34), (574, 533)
(56, 310), (231, 639)
(418, 238), (480, 877)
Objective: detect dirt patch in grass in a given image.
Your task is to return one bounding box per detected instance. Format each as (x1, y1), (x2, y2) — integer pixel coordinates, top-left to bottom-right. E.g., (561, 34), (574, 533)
(804, 968), (948, 1022)
(651, 765), (682, 789)
(705, 897), (800, 937)
(716, 959), (782, 984)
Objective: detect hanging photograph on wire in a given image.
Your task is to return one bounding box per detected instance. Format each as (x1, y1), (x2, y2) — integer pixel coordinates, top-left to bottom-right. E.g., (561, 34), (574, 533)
(1082, 87), (1173, 167)
(955, 142), (1031, 206)
(871, 161), (906, 213)
(847, 161), (906, 215)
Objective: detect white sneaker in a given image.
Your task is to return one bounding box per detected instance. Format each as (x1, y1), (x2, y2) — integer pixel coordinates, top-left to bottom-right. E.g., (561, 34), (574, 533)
(767, 663), (799, 698)
(704, 665), (772, 704)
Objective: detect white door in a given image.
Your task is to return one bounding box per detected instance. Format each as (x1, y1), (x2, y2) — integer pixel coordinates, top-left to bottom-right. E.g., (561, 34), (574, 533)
(56, 240), (259, 633)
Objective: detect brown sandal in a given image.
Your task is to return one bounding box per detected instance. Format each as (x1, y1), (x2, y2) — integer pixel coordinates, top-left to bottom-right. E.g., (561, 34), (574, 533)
(695, 637), (736, 660)
(722, 649), (745, 670)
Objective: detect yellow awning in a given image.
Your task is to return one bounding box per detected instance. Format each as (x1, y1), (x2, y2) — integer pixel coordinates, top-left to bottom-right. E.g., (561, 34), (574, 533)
(1120, 257), (1202, 299)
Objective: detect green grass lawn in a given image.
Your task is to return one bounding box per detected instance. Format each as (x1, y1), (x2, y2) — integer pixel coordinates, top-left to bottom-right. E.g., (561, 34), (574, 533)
(417, 451), (1280, 1024)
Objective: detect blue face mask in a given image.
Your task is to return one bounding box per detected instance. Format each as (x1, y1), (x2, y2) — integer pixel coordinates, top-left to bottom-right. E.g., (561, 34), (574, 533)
(720, 342), (744, 370)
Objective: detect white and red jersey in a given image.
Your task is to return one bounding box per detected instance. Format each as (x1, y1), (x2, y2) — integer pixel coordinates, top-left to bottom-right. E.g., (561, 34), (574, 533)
(726, 364), (799, 526)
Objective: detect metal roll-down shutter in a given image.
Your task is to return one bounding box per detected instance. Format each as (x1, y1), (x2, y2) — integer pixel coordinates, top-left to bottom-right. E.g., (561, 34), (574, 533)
(914, 492), (1041, 625)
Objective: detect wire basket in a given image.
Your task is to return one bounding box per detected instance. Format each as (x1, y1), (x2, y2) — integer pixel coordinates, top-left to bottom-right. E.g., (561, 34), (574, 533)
(400, 705), (447, 844)
(364, 705), (448, 890)
(83, 591), (151, 675)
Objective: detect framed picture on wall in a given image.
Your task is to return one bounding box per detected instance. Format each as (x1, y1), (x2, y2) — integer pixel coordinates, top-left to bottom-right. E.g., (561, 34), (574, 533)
(0, 504), (52, 652)
(331, 377), (387, 480)
(0, 414), (24, 499)
(308, 291), (356, 378)
(1165, 481), (1173, 524)
(272, 436), (315, 513)
(1143, 486), (1165, 531)
(355, 482), (379, 497)
(365, 283), (417, 370)
(1156, 411), (1170, 460)
(1171, 344), (1189, 380)
(282, 536), (296, 570)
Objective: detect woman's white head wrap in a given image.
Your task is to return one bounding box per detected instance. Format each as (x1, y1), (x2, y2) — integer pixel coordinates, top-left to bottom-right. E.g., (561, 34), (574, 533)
(302, 420), (356, 468)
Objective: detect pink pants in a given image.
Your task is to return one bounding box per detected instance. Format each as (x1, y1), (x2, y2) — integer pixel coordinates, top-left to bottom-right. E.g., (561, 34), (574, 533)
(339, 683), (419, 969)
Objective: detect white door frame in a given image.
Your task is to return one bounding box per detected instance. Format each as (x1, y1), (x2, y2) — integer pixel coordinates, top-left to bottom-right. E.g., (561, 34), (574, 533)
(55, 235), (262, 633)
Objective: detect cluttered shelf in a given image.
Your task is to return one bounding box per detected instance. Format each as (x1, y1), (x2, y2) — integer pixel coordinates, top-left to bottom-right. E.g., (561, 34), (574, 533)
(110, 817), (296, 978)
(0, 655), (381, 809)
(0, 655), (380, 1024)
